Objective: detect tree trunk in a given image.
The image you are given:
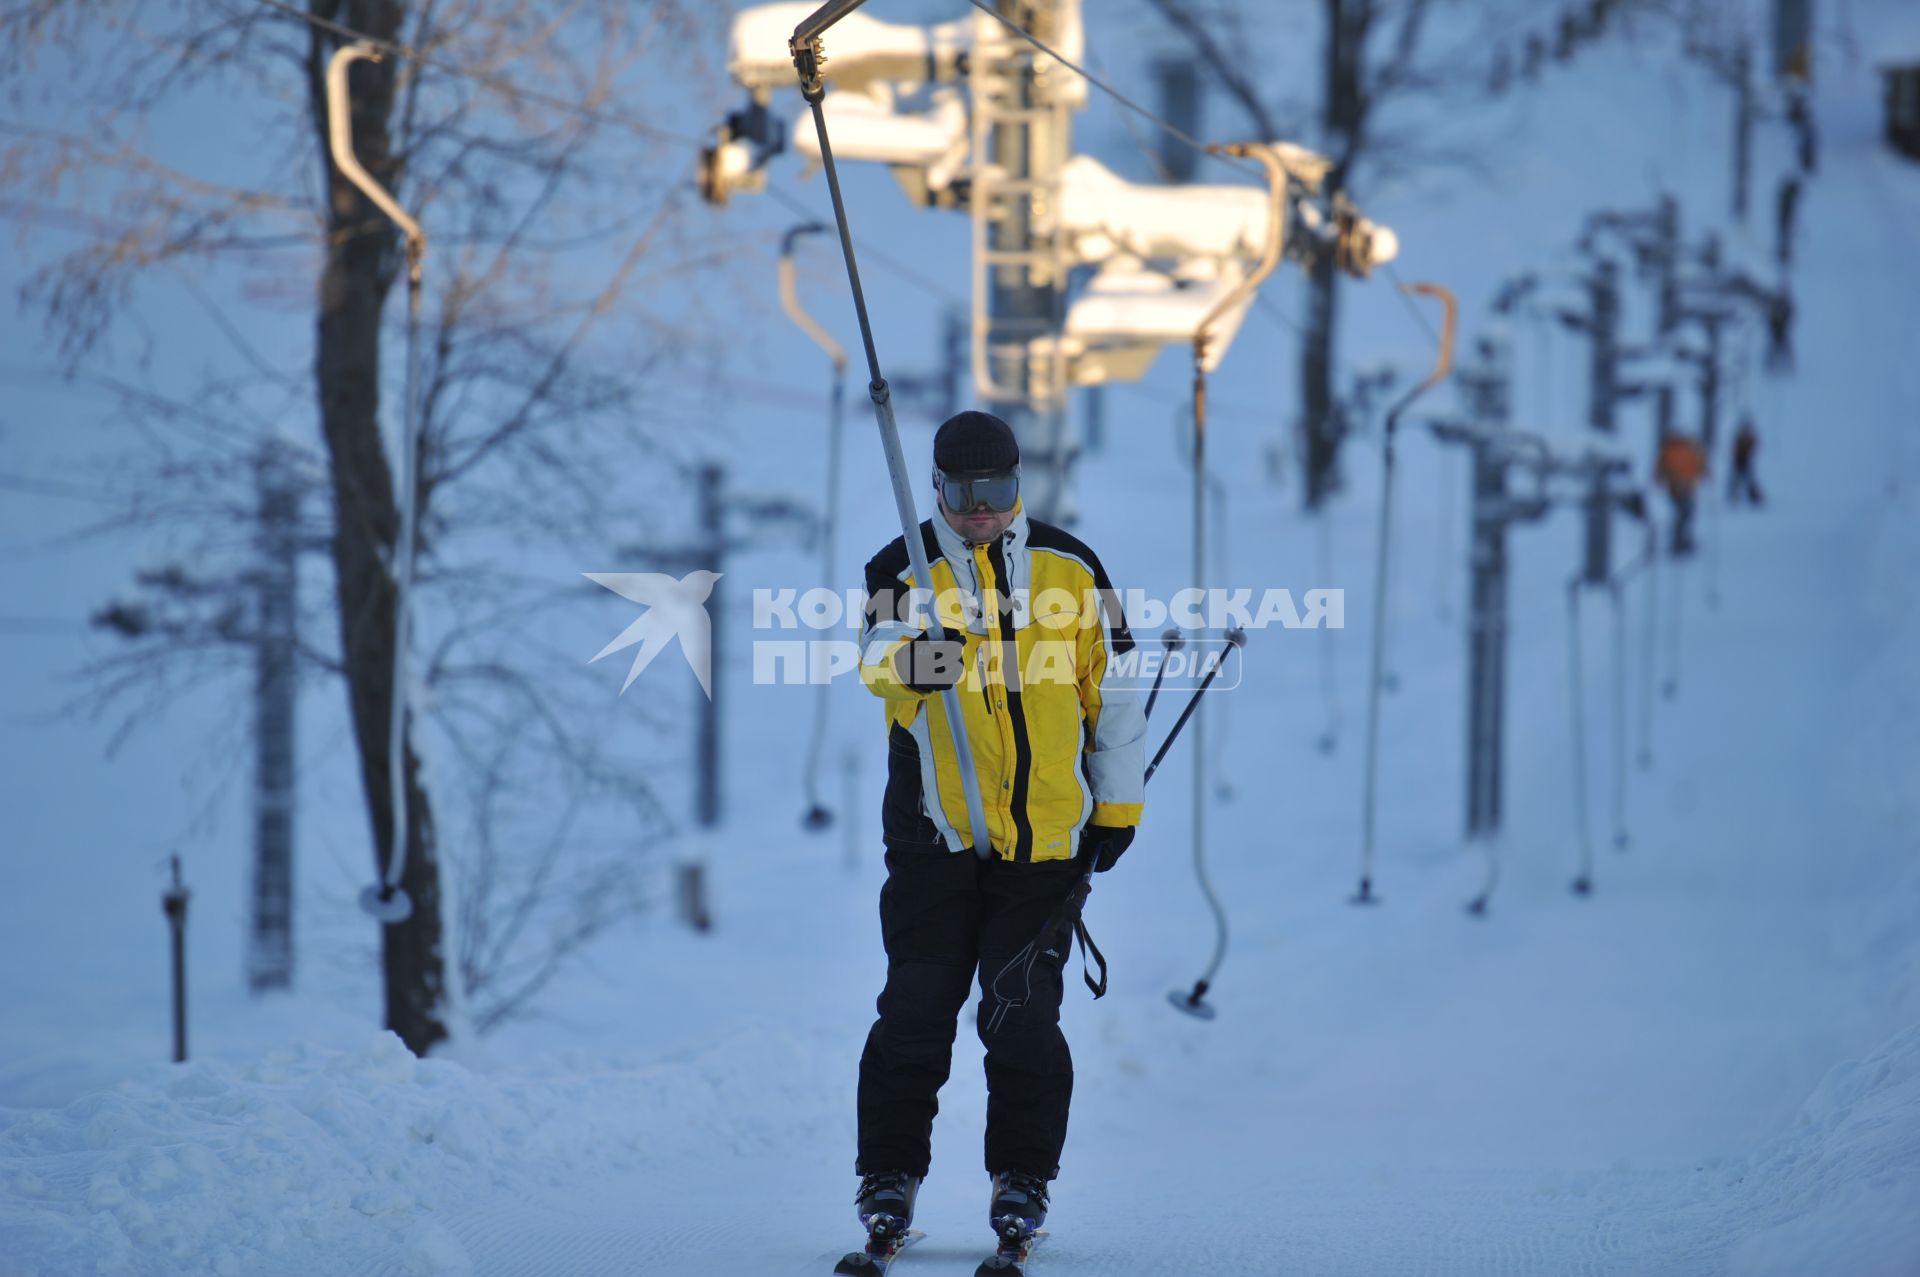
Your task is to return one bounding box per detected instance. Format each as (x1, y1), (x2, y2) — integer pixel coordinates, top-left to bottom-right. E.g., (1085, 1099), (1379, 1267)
(1300, 249), (1341, 509)
(1297, 0), (1373, 510)
(307, 2), (450, 1056)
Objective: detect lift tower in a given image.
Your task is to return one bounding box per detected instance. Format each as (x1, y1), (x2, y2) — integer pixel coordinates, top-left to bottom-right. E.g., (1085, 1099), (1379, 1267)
(971, 1), (1079, 521)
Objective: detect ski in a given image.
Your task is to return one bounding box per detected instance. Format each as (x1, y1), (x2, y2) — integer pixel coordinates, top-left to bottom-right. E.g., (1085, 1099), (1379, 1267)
(974, 1227), (1046, 1275)
(832, 1226), (924, 1274)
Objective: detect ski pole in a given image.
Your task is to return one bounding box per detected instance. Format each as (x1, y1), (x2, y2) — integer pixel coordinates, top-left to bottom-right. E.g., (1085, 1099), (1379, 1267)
(788, 17), (994, 860)
(1142, 627), (1183, 721)
(983, 861), (1101, 1035)
(986, 630), (1244, 1034)
(329, 42), (426, 925)
(780, 223), (849, 833)
(1145, 629), (1245, 784)
(1354, 282), (1457, 906)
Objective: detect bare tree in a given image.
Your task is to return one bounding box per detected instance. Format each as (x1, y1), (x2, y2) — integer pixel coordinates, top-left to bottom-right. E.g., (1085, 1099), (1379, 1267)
(6, 0), (720, 1051)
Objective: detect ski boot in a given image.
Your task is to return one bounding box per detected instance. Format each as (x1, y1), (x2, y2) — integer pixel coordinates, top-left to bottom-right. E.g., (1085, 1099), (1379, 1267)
(857, 1169), (921, 1239)
(835, 1172), (923, 1274)
(987, 1169), (1048, 1244)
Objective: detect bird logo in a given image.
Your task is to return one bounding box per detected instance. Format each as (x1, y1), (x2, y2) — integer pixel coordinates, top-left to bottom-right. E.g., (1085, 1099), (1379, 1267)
(585, 570), (722, 697)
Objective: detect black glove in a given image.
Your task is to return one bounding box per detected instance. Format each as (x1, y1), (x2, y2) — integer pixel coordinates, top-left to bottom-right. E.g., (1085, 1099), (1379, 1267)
(891, 634), (966, 694)
(1081, 824), (1135, 873)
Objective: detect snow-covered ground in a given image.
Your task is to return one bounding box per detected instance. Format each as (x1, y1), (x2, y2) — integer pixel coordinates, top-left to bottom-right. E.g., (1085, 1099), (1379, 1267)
(3, 2), (1919, 1274)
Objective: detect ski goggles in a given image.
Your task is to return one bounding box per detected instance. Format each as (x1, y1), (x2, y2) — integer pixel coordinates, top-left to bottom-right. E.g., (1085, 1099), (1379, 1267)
(934, 466), (1021, 514)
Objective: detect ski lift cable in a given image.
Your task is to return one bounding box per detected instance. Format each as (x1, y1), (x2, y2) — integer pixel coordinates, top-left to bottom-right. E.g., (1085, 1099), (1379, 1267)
(766, 185), (965, 307)
(1075, 25), (1312, 408)
(1123, 378), (1268, 423)
(1254, 292), (1309, 340)
(326, 42), (426, 926)
(970, 10), (1449, 366)
(963, 0), (1265, 185)
(1084, 33), (1178, 186)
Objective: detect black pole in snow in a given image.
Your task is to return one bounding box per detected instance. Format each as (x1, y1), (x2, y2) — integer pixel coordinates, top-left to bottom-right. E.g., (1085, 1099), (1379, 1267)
(162, 856), (189, 1064)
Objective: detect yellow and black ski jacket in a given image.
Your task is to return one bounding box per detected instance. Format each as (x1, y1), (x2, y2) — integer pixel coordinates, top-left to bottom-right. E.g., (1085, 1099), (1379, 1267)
(859, 502), (1146, 862)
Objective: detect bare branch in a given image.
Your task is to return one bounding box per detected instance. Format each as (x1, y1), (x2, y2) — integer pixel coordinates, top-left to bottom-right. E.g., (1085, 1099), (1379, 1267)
(430, 165), (691, 487)
(1139, 0), (1293, 141)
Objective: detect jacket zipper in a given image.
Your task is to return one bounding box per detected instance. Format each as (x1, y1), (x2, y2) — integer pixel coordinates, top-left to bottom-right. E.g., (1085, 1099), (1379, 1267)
(975, 544), (1015, 829)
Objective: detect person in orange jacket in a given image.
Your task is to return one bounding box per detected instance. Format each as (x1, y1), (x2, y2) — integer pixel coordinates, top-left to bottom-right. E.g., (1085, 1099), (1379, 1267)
(1656, 432), (1707, 556)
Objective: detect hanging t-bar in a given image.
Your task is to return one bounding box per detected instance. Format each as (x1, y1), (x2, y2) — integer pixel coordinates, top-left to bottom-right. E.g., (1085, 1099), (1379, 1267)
(328, 41), (428, 924)
(786, 3), (996, 861)
(1192, 142), (1292, 423)
(325, 44), (426, 276)
(1353, 282), (1457, 907)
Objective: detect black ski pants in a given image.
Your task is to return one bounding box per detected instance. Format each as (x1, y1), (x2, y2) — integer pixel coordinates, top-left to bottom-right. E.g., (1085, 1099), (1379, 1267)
(856, 846), (1077, 1181)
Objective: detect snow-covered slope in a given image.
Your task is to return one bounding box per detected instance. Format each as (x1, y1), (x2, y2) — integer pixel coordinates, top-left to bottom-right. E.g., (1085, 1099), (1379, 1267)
(3, 2), (1918, 1275)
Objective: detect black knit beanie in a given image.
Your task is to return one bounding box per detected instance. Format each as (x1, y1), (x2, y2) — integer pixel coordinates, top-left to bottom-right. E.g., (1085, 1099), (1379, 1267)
(933, 410), (1020, 474)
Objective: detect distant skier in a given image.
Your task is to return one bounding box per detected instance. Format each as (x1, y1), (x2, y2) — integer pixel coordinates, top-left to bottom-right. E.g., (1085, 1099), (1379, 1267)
(1775, 176), (1801, 267)
(1657, 432), (1708, 556)
(849, 410), (1146, 1258)
(1729, 417), (1765, 506)
(1765, 288), (1796, 372)
(1786, 88), (1818, 174)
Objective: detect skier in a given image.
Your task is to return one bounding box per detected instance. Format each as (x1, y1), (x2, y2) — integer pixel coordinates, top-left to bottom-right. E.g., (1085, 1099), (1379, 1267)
(1656, 431), (1708, 557)
(1729, 416), (1764, 506)
(1775, 175), (1801, 267)
(849, 410), (1146, 1263)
